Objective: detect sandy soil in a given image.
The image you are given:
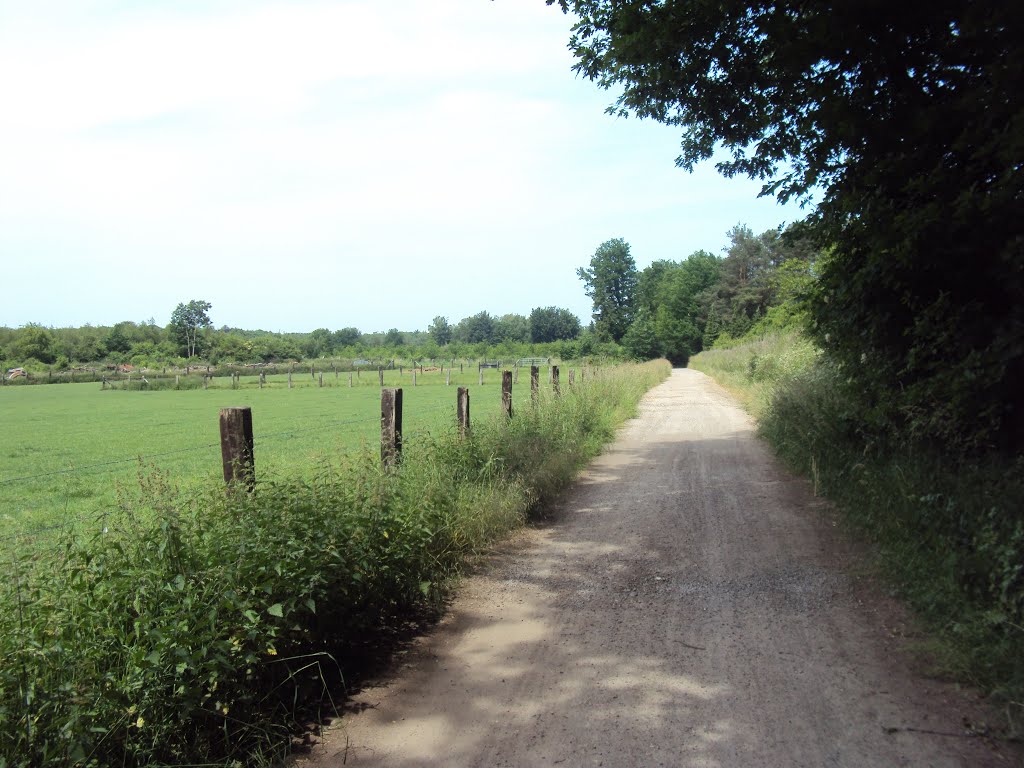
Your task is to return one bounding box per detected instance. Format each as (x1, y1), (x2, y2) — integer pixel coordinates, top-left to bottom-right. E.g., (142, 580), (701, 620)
(295, 368), (1019, 767)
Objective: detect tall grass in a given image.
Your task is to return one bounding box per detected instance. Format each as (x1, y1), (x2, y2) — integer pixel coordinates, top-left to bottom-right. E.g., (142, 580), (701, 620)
(691, 336), (1024, 733)
(0, 360), (670, 767)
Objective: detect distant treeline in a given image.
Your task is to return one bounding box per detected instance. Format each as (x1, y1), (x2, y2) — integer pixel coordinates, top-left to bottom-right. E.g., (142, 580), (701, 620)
(0, 306), (600, 372)
(2, 222), (818, 374)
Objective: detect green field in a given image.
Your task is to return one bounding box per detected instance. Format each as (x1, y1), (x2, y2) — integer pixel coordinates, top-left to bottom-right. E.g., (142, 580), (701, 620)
(0, 367), (532, 537)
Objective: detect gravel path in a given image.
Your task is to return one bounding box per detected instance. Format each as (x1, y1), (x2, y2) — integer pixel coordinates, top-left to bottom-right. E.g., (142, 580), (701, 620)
(296, 368), (1017, 767)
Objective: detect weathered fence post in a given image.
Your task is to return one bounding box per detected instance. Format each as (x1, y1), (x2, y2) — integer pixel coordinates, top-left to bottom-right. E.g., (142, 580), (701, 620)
(349, 372), (354, 387)
(319, 372), (324, 387)
(502, 371), (513, 419)
(514, 364), (519, 384)
(259, 372), (264, 389)
(311, 364), (315, 378)
(479, 367), (484, 386)
(378, 367), (384, 386)
(552, 365), (560, 396)
(531, 365), (540, 403)
(457, 387), (470, 438)
(219, 406), (255, 492)
(413, 369), (417, 387)
(202, 375), (208, 390)
(381, 388), (403, 468)
(569, 369), (575, 386)
(175, 375), (180, 388)
(288, 371), (293, 389)
(446, 368), (451, 386)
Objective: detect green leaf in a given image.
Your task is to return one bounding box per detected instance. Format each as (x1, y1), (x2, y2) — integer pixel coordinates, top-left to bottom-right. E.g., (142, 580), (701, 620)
(267, 603), (284, 618)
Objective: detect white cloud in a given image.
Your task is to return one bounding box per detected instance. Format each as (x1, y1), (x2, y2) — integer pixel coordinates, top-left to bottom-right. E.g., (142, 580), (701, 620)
(0, 0), (801, 331)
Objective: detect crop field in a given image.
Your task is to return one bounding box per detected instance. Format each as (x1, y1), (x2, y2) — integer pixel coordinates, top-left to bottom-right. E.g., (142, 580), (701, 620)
(0, 367), (526, 538)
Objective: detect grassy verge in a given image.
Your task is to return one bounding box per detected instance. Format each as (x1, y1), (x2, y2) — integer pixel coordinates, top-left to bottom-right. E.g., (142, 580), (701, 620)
(691, 336), (1024, 734)
(0, 360), (670, 767)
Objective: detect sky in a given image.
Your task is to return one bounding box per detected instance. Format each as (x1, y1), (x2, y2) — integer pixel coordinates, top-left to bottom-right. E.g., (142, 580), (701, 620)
(0, 0), (807, 334)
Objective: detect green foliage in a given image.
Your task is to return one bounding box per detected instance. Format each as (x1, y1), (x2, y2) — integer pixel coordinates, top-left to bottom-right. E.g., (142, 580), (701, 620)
(551, 0), (1024, 458)
(493, 314), (530, 344)
(621, 309), (660, 361)
(577, 238), (638, 342)
(427, 316), (452, 346)
(454, 312), (495, 345)
(528, 306), (581, 344)
(0, 361), (670, 766)
(168, 300), (213, 359)
(10, 323), (56, 364)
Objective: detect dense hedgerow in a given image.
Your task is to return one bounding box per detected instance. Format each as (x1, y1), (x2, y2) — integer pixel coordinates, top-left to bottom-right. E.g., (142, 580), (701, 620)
(0, 360), (670, 767)
(692, 337), (1024, 732)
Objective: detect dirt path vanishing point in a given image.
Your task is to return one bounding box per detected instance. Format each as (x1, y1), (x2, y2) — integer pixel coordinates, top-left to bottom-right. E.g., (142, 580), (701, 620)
(297, 368), (1019, 767)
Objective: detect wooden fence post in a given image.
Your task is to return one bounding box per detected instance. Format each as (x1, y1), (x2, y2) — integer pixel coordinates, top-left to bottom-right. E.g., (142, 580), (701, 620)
(569, 369), (575, 386)
(413, 369), (417, 387)
(259, 372), (264, 389)
(311, 364), (315, 378)
(219, 406), (255, 492)
(514, 364), (519, 384)
(502, 371), (513, 419)
(531, 365), (540, 403)
(349, 372), (354, 387)
(378, 367), (384, 386)
(446, 368), (451, 386)
(457, 387), (470, 438)
(479, 368), (484, 386)
(381, 388), (403, 468)
(319, 372), (324, 388)
(288, 371), (293, 389)
(552, 365), (560, 396)
(203, 375), (208, 390)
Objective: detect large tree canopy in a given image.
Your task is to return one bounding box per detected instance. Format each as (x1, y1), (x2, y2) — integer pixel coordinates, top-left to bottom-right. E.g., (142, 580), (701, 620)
(551, 0), (1024, 451)
(578, 238), (638, 342)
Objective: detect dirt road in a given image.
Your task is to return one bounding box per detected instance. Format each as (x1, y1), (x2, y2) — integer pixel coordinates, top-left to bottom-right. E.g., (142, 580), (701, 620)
(298, 369), (1015, 767)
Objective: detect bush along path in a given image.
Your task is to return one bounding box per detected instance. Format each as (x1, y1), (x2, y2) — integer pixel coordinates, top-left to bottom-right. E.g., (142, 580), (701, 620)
(297, 369), (1019, 767)
(0, 361), (670, 767)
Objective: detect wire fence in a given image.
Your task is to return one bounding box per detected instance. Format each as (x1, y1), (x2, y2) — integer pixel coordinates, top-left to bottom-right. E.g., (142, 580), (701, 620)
(0, 366), (578, 551)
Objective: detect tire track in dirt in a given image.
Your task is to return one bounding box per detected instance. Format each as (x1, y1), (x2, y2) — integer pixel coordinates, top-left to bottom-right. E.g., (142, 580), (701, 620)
(296, 369), (1017, 767)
